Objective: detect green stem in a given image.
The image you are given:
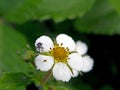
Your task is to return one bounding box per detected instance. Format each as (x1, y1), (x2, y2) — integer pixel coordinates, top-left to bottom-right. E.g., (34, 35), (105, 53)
(40, 70), (52, 85)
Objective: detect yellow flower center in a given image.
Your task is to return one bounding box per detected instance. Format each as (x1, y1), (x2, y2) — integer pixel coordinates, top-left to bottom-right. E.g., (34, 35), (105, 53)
(50, 43), (69, 63)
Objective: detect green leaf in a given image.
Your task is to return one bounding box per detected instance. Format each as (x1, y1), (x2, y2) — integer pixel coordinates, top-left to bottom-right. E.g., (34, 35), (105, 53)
(0, 0), (95, 23)
(108, 0), (120, 14)
(0, 0), (41, 23)
(74, 0), (120, 35)
(0, 72), (30, 90)
(0, 23), (32, 73)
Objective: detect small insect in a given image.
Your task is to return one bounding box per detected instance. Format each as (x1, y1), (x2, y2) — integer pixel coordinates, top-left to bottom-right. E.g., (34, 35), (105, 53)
(43, 60), (47, 62)
(37, 42), (43, 52)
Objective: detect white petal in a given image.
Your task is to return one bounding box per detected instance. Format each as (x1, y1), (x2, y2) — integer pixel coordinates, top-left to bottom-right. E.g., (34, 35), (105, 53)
(76, 41), (88, 55)
(68, 53), (84, 71)
(35, 35), (54, 52)
(56, 34), (76, 51)
(35, 55), (54, 71)
(52, 62), (72, 82)
(81, 55), (94, 72)
(71, 70), (79, 77)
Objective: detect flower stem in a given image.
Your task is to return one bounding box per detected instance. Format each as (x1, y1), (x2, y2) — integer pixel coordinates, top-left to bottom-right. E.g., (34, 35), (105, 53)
(40, 70), (52, 85)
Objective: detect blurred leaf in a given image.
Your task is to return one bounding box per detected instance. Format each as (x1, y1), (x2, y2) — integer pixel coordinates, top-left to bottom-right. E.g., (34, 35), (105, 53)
(0, 0), (41, 23)
(100, 85), (114, 90)
(41, 76), (93, 90)
(0, 0), (95, 23)
(74, 0), (120, 35)
(0, 72), (30, 90)
(0, 23), (32, 73)
(108, 0), (120, 14)
(111, 63), (117, 76)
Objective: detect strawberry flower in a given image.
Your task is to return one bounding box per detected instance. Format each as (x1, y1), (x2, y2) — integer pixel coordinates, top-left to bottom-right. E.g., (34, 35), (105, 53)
(35, 34), (94, 82)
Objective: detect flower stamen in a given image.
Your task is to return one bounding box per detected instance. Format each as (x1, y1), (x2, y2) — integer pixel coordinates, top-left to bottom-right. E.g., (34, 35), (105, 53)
(50, 43), (69, 63)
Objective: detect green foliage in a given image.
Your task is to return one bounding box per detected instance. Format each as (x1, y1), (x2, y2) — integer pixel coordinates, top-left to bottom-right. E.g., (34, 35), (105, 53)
(0, 0), (95, 23)
(74, 0), (120, 35)
(39, 76), (93, 90)
(108, 0), (120, 14)
(0, 72), (30, 90)
(0, 23), (32, 72)
(0, 0), (41, 23)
